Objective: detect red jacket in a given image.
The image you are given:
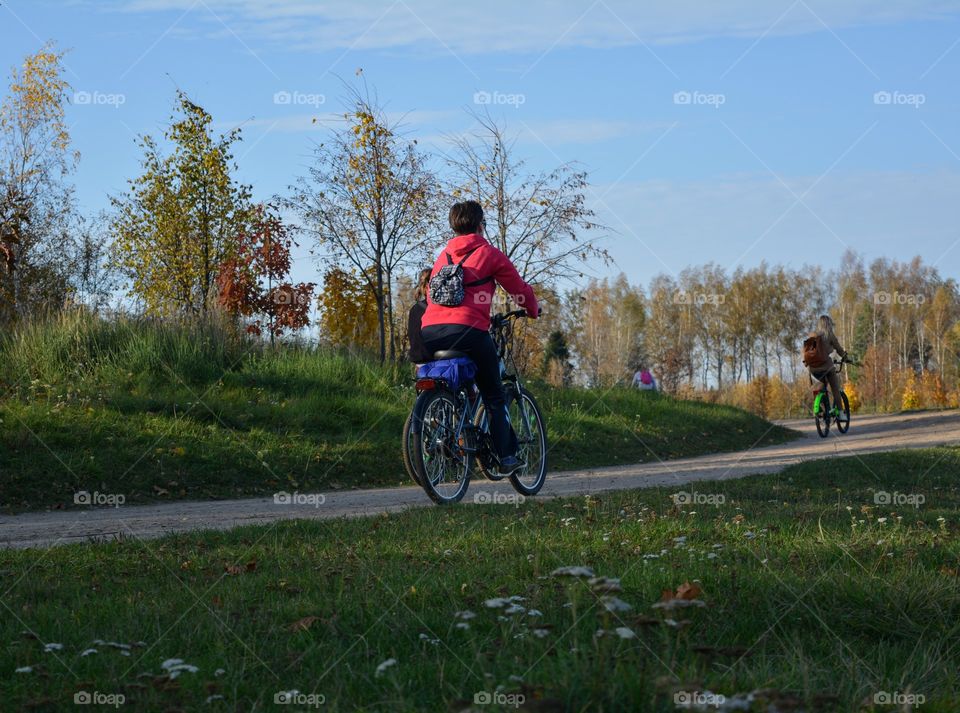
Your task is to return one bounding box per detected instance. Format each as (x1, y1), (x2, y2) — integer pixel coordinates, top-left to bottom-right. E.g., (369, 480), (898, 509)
(421, 233), (538, 332)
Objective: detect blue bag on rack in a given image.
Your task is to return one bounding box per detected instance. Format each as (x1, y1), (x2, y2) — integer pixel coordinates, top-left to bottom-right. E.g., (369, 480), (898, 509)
(416, 357), (476, 389)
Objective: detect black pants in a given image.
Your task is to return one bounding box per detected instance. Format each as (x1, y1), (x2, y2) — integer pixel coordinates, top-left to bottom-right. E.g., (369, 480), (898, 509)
(421, 324), (517, 459)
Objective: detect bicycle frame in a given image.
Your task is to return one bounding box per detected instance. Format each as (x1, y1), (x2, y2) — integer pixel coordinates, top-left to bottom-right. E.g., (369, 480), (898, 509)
(415, 310), (533, 460)
(488, 311), (535, 447)
(811, 359), (844, 416)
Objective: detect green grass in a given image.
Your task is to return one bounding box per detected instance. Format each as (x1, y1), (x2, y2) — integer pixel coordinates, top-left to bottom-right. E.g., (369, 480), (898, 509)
(2, 448), (958, 711)
(0, 312), (796, 512)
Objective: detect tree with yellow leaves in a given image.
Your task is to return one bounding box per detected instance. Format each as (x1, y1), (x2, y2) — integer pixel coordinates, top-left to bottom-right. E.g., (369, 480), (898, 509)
(901, 371), (921, 410)
(0, 42), (78, 322)
(111, 91), (252, 317)
(285, 84), (440, 362)
(317, 268), (380, 351)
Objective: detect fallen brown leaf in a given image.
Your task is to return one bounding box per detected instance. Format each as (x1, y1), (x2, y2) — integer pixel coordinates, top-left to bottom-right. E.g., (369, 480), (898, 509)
(288, 615), (322, 633)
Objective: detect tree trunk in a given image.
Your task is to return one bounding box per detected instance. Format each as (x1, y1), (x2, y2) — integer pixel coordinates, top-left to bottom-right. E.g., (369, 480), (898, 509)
(386, 267), (396, 362)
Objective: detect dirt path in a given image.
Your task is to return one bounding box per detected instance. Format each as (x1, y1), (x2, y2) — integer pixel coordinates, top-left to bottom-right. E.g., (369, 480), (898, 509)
(3, 410), (959, 550)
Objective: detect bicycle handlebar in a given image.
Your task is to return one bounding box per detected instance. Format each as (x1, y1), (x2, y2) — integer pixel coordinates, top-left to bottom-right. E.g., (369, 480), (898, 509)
(491, 309), (534, 325)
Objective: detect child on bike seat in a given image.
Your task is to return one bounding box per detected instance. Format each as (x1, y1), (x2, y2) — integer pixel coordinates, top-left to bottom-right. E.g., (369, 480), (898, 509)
(806, 314), (848, 416)
(420, 200), (539, 476)
(407, 268), (433, 365)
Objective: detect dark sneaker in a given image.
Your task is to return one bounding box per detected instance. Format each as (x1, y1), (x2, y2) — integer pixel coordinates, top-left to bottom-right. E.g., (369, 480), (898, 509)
(498, 455), (525, 476)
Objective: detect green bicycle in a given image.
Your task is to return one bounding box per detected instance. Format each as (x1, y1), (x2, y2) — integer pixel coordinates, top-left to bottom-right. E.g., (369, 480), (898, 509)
(812, 357), (853, 438)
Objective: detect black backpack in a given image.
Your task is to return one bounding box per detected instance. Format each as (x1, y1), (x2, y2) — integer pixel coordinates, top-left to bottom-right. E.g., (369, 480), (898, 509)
(428, 248), (493, 307)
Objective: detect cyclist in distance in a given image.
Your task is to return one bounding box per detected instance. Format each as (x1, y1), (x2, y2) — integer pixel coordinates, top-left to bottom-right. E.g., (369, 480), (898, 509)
(807, 314), (849, 417)
(420, 200), (539, 475)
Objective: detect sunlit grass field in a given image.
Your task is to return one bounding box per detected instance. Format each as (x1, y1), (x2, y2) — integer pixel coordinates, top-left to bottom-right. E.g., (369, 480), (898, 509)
(2, 448), (958, 711)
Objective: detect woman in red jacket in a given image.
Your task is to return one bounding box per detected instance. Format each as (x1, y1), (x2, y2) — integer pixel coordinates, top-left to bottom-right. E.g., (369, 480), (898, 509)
(421, 200), (539, 475)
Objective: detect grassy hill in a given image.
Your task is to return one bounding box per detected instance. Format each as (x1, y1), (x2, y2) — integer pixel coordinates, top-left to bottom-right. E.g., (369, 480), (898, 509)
(0, 312), (797, 512)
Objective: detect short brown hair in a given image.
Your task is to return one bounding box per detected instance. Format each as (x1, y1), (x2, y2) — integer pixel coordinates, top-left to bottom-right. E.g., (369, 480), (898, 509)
(448, 200), (484, 235)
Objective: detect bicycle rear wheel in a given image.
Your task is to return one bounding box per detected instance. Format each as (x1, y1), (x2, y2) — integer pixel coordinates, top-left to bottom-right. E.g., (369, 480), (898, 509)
(402, 411), (420, 486)
(836, 391), (851, 434)
(412, 388), (472, 504)
(508, 387), (548, 496)
(814, 391), (830, 438)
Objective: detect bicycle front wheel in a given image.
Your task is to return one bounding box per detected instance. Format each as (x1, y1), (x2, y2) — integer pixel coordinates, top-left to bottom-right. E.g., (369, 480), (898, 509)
(412, 388), (472, 504)
(836, 391), (851, 434)
(508, 387), (548, 496)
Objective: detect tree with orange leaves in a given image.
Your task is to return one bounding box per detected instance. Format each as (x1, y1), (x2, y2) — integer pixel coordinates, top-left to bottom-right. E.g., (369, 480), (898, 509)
(216, 204), (314, 343)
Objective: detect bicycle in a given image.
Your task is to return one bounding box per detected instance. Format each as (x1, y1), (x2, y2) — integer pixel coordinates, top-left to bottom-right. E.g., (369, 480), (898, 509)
(812, 357), (853, 438)
(404, 310), (548, 505)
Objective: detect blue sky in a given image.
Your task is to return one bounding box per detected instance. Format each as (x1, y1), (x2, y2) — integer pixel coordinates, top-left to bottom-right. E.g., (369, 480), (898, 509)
(3, 0), (960, 289)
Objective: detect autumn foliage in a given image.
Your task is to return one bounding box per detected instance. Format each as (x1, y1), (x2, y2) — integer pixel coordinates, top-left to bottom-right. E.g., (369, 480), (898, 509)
(216, 204), (314, 338)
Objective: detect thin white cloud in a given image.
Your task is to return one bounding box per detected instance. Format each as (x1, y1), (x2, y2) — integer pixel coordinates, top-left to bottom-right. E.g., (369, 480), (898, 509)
(215, 109), (461, 135)
(90, 0), (960, 54)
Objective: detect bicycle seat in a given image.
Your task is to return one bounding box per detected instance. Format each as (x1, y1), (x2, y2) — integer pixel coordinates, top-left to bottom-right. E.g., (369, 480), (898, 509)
(433, 350), (468, 360)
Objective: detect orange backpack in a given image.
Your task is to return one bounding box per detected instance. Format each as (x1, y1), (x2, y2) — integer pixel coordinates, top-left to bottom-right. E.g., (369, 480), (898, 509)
(802, 332), (830, 368)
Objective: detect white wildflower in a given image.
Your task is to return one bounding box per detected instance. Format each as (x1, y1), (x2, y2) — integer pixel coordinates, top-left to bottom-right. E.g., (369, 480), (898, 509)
(550, 565), (595, 578)
(375, 658), (397, 677)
